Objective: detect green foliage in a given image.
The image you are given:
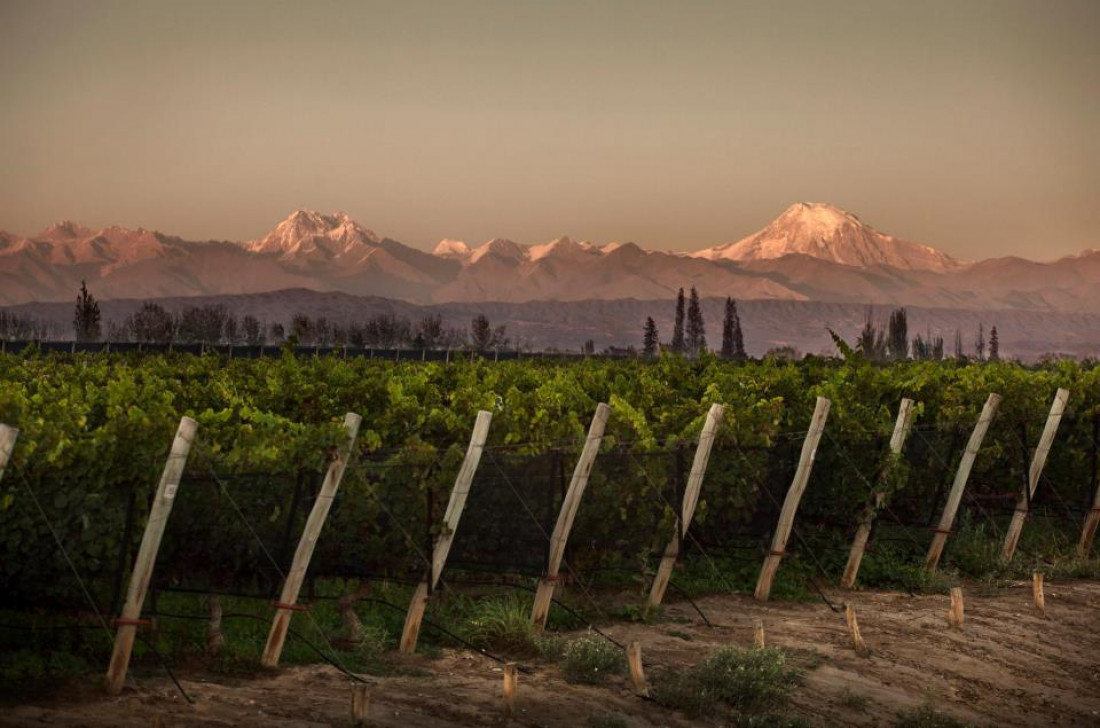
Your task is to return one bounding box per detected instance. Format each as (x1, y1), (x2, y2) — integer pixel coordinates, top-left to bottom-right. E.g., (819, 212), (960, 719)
(652, 647), (803, 719)
(560, 633), (626, 685)
(2, 351), (1098, 607)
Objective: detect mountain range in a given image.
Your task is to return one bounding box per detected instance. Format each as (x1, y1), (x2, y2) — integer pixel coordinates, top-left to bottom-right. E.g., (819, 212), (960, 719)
(2, 202), (1098, 312)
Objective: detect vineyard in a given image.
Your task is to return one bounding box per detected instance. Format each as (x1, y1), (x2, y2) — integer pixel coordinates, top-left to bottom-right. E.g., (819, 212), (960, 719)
(2, 350), (1100, 725)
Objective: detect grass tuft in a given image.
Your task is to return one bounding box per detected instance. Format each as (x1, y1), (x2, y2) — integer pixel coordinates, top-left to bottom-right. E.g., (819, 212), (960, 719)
(561, 634), (626, 685)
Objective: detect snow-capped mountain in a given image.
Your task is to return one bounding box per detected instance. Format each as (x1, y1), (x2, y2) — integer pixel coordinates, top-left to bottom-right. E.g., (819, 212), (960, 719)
(693, 202), (960, 272)
(246, 210), (381, 263)
(2, 206), (1098, 312)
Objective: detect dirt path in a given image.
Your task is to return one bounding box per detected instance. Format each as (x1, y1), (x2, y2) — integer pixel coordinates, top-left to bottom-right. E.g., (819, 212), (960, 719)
(5, 581), (1100, 727)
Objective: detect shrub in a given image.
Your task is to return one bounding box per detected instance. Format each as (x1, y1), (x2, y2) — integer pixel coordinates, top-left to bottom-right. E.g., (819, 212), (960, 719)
(561, 634), (626, 685)
(653, 646), (803, 718)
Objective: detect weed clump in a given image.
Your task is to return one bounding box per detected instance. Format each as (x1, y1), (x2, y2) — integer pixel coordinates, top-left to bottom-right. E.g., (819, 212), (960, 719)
(561, 634), (626, 685)
(652, 646), (803, 720)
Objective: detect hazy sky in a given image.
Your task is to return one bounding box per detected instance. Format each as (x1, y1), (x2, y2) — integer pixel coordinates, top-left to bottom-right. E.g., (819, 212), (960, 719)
(1, 0), (1096, 260)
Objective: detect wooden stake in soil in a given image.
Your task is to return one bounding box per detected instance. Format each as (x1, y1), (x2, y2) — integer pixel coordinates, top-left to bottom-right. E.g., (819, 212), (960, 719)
(841, 398), (916, 589)
(925, 394), (1001, 572)
(400, 410), (493, 653)
(502, 662), (518, 717)
(105, 416), (198, 695)
(0, 423), (19, 484)
(753, 618), (766, 649)
(351, 684), (369, 726)
(754, 397), (831, 602)
(531, 403), (611, 628)
(1002, 389), (1070, 562)
(1033, 572), (1045, 615)
(260, 412), (361, 668)
(648, 403), (725, 608)
(947, 587), (964, 629)
(1078, 470), (1100, 558)
(845, 603), (869, 657)
(627, 641), (649, 697)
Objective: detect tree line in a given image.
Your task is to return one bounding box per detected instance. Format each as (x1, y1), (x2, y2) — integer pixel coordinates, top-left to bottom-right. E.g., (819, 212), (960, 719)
(849, 307), (1001, 362)
(68, 280), (511, 349)
(642, 286), (746, 359)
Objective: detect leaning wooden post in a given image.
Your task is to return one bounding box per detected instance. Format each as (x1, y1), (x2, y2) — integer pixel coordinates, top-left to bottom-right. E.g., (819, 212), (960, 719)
(105, 416), (198, 695)
(845, 603), (869, 657)
(1078, 470), (1100, 558)
(925, 394), (1001, 572)
(531, 403), (611, 628)
(399, 410), (493, 654)
(0, 424), (18, 484)
(754, 397), (831, 602)
(1002, 388), (1070, 561)
(648, 403), (725, 608)
(260, 412), (361, 668)
(841, 398), (916, 588)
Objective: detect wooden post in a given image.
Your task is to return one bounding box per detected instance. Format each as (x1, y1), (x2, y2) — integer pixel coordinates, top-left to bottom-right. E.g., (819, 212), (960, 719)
(925, 394), (1001, 571)
(531, 403), (611, 628)
(841, 398), (916, 589)
(627, 641), (649, 697)
(754, 397), (831, 602)
(0, 424), (17, 485)
(845, 603), (869, 657)
(1078, 472), (1100, 558)
(399, 410), (493, 653)
(648, 403), (725, 608)
(753, 618), (766, 649)
(1002, 389), (1071, 561)
(947, 587), (964, 629)
(351, 684), (369, 726)
(260, 412), (361, 668)
(1033, 572), (1045, 614)
(502, 662), (517, 717)
(105, 417), (198, 695)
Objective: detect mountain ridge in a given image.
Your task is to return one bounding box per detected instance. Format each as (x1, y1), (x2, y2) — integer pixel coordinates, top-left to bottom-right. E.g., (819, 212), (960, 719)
(2, 205), (1097, 312)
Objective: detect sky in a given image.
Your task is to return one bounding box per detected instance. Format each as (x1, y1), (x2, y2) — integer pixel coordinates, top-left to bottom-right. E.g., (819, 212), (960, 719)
(0, 0), (1097, 260)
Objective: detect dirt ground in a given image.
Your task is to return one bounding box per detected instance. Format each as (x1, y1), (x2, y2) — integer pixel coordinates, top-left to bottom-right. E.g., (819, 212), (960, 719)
(5, 580), (1100, 727)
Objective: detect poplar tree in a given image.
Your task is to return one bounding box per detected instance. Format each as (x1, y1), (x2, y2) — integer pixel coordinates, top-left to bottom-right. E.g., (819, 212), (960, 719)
(887, 307), (908, 360)
(989, 325), (999, 360)
(720, 297), (745, 360)
(671, 288), (685, 353)
(685, 286), (706, 357)
(642, 317), (659, 357)
(73, 280), (101, 342)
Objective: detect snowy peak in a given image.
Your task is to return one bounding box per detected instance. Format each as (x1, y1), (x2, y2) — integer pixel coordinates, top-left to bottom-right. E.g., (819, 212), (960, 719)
(433, 239), (471, 258)
(247, 210), (381, 260)
(432, 235), (601, 266)
(694, 202), (959, 272)
(38, 220), (94, 241)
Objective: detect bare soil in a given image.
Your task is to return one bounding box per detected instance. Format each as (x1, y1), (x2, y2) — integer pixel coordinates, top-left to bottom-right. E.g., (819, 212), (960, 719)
(5, 580), (1099, 727)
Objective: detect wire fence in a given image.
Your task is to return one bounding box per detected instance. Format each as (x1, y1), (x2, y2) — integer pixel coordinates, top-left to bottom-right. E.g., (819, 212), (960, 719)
(3, 411), (1097, 618)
